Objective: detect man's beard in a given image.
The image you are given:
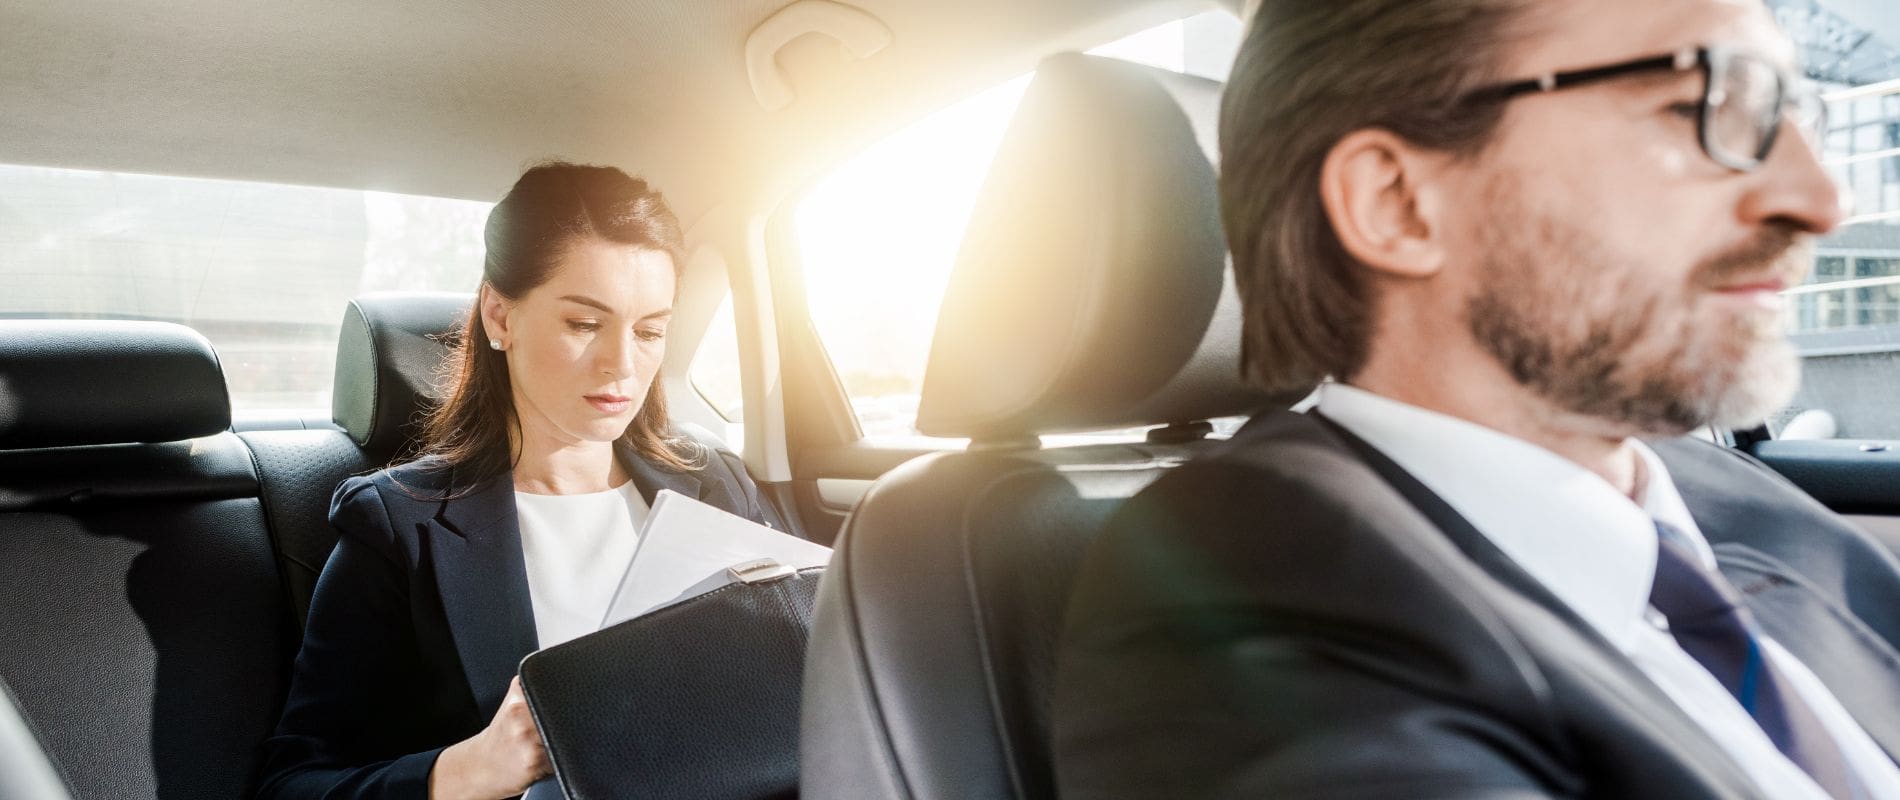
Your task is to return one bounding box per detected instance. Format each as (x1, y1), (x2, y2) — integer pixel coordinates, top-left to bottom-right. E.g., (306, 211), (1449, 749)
(1464, 183), (1808, 437)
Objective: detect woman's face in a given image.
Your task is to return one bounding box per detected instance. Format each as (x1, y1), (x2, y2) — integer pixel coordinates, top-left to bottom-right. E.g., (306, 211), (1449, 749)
(481, 238), (677, 450)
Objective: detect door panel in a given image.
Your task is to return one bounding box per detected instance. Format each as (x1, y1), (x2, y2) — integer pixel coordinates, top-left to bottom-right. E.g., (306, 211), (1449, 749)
(1749, 439), (1900, 515)
(816, 478), (873, 511)
(790, 442), (944, 546)
(1848, 515), (1900, 561)
(1749, 439), (1900, 562)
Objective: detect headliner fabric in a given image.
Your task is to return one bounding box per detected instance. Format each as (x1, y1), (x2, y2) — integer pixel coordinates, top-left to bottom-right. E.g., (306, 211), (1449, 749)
(0, 0), (1203, 220)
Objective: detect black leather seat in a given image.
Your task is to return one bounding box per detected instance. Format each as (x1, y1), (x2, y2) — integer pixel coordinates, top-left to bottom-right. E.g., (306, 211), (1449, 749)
(799, 54), (1276, 800)
(0, 297), (471, 798)
(0, 320), (294, 799)
(238, 292), (471, 626)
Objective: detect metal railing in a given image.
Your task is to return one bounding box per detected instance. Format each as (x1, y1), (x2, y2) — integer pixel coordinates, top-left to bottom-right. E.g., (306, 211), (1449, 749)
(1792, 76), (1900, 314)
(1784, 273), (1900, 297)
(1823, 76), (1900, 105)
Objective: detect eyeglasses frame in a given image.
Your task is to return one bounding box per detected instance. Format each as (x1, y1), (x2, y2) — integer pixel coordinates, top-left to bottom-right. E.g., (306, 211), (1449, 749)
(1456, 45), (1821, 173)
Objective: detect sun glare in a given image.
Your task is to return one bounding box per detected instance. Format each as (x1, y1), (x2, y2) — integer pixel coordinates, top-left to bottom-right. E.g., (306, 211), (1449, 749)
(793, 12), (1232, 437)
(794, 75), (1031, 408)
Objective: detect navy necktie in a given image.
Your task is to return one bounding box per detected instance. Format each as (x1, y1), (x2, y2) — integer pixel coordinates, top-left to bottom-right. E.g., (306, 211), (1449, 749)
(1649, 521), (1856, 798)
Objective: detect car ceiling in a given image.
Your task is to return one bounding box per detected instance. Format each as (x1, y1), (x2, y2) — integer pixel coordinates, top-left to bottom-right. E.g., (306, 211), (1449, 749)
(2, 0), (1233, 224)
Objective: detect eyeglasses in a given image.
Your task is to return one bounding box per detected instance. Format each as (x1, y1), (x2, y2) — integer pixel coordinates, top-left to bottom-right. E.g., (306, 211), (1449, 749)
(1458, 46), (1825, 172)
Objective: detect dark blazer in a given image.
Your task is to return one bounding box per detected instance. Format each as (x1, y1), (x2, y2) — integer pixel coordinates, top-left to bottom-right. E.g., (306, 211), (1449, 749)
(1053, 410), (1900, 799)
(256, 428), (787, 800)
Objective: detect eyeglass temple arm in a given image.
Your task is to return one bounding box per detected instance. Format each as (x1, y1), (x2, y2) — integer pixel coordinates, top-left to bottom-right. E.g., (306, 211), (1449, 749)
(1466, 48), (1701, 103)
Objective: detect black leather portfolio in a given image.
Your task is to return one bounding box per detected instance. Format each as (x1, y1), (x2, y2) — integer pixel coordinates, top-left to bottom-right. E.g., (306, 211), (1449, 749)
(518, 566), (822, 800)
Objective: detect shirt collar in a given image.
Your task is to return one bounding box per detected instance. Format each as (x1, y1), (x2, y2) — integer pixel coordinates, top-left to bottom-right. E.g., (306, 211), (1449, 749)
(1635, 443), (1719, 569)
(1315, 383), (1713, 650)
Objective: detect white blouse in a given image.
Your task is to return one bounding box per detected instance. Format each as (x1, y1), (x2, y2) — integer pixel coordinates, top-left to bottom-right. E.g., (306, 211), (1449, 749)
(513, 482), (649, 648)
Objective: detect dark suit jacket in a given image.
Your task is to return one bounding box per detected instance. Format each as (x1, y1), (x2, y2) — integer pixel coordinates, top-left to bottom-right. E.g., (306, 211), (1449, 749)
(255, 429), (787, 800)
(1053, 410), (1900, 799)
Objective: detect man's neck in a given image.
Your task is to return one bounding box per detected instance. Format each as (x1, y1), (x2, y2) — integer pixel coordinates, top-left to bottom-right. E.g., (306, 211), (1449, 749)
(1349, 346), (1646, 500)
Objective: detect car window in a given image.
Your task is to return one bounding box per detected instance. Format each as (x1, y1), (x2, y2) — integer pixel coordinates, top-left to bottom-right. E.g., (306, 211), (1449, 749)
(0, 164), (490, 416)
(794, 10), (1242, 444)
(689, 292), (747, 446)
(1769, 0), (1900, 439)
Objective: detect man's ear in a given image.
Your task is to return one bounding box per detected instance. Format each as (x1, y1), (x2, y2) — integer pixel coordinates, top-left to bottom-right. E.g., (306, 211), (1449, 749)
(1319, 129), (1449, 280)
(478, 284), (514, 347)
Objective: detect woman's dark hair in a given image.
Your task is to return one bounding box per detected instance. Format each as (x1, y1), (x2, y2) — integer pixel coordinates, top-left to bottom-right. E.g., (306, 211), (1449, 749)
(418, 160), (698, 483)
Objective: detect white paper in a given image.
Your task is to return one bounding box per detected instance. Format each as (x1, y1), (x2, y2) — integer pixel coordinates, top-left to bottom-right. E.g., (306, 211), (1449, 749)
(598, 490), (832, 628)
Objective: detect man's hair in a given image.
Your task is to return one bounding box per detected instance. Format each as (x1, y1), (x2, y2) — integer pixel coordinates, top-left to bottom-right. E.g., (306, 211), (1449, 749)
(1220, 0), (1529, 394)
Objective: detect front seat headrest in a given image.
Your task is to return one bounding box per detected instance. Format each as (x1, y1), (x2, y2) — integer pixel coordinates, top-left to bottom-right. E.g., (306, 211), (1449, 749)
(331, 292), (472, 455)
(915, 53), (1276, 442)
(0, 320), (230, 449)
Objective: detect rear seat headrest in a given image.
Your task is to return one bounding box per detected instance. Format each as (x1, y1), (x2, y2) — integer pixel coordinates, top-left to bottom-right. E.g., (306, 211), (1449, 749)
(915, 53), (1277, 442)
(331, 293), (473, 455)
(0, 320), (230, 449)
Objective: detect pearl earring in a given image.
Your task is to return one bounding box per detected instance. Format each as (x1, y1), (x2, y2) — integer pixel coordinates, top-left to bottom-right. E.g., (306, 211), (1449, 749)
(489, 339), (502, 351)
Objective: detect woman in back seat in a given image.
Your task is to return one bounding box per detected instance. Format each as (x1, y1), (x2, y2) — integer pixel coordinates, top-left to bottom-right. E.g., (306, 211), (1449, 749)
(256, 161), (786, 800)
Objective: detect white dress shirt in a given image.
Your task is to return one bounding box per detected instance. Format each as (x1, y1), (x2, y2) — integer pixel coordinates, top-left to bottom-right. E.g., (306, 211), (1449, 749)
(1317, 382), (1900, 799)
(514, 482), (649, 649)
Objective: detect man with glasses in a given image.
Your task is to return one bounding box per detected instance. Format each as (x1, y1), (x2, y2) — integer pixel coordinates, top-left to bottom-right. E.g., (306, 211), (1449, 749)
(1053, 0), (1900, 797)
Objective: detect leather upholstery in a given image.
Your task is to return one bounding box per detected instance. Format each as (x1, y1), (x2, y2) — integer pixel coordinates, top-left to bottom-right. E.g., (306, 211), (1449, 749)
(249, 292), (472, 628)
(0, 490), (293, 799)
(331, 292), (472, 455)
(522, 568), (822, 800)
(914, 54), (1275, 441)
(0, 321), (301, 799)
(238, 429), (374, 627)
(0, 432), (294, 799)
(0, 435), (256, 511)
(0, 305), (471, 798)
(801, 55), (1253, 800)
(804, 444), (1202, 800)
(0, 320), (230, 448)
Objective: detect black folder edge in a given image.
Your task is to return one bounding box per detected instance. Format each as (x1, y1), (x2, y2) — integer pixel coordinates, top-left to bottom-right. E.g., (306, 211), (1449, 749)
(516, 566), (827, 800)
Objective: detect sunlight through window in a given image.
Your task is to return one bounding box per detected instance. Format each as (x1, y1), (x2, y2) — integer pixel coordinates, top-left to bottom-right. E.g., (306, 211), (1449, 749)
(795, 11), (1240, 440)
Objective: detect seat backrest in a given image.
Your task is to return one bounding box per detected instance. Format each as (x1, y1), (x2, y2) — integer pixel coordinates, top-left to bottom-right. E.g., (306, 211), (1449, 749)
(239, 291), (470, 626)
(0, 320), (293, 799)
(800, 54), (1274, 800)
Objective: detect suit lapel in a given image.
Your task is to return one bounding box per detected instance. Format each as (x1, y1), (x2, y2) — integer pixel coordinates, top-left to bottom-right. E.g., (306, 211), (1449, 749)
(1654, 440), (1900, 762)
(618, 439), (703, 506)
(1305, 412), (1764, 795)
(1311, 413), (1608, 642)
(1715, 543), (1900, 759)
(426, 472), (540, 719)
(421, 443), (703, 718)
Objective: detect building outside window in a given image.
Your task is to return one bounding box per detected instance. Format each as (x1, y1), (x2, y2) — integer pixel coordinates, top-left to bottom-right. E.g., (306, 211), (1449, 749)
(1768, 0), (1900, 438)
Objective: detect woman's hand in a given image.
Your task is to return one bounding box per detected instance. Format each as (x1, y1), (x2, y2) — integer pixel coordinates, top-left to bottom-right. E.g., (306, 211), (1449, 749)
(429, 676), (552, 800)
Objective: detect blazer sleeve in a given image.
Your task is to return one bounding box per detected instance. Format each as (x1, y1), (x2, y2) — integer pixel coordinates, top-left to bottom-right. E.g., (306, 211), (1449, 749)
(713, 446), (790, 534)
(677, 422), (792, 536)
(1051, 462), (1572, 800)
(254, 477), (446, 800)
